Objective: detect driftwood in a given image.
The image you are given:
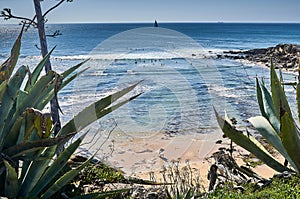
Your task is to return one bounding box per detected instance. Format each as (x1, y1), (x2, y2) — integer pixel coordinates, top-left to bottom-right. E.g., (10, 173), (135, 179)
(208, 149), (265, 191)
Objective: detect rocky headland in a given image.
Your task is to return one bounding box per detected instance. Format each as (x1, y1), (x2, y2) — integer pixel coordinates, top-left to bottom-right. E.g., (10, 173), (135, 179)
(218, 44), (300, 70)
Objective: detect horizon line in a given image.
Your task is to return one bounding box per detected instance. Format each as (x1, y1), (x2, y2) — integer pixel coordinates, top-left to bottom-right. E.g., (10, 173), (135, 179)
(1, 20), (300, 25)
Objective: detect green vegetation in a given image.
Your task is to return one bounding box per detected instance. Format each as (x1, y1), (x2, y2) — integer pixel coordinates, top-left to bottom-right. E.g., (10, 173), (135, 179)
(207, 174), (300, 199)
(2, 24), (299, 199)
(158, 160), (204, 198)
(0, 29), (140, 198)
(215, 61), (300, 173)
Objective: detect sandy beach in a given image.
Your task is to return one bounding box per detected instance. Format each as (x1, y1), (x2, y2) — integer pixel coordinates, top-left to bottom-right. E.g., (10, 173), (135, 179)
(82, 129), (279, 189)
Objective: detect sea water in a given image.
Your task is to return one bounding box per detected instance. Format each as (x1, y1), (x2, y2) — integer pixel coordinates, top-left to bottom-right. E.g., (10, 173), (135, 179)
(1, 23), (300, 137)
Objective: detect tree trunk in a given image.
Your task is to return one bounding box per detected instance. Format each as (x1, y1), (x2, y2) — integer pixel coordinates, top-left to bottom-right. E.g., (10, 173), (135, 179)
(33, 0), (61, 135)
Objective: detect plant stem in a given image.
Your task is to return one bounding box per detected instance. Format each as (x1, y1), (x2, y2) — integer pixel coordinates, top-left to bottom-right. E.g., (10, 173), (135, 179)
(33, 0), (61, 135)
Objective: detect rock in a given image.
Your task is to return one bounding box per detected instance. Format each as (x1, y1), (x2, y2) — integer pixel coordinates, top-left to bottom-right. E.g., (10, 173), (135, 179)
(130, 186), (167, 199)
(219, 43), (300, 70)
(146, 192), (159, 199)
(287, 63), (294, 68)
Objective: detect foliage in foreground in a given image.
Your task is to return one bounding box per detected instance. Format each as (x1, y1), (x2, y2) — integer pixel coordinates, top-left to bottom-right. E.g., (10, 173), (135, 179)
(0, 29), (140, 198)
(215, 61), (300, 173)
(207, 174), (300, 199)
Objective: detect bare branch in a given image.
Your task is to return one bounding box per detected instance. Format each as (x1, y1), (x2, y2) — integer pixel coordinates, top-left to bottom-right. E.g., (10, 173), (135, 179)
(46, 30), (62, 38)
(0, 8), (37, 26)
(34, 44), (41, 50)
(43, 0), (65, 18)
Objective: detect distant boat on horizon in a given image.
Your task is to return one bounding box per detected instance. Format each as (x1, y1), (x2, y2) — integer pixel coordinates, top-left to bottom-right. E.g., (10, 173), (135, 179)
(154, 20), (158, 27)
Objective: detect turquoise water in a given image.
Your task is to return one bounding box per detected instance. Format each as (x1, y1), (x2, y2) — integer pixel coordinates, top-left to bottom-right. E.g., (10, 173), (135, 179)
(0, 23), (299, 135)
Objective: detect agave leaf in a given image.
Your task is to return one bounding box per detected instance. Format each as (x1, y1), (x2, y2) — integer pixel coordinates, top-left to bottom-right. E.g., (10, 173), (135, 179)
(31, 110), (52, 139)
(24, 46), (56, 92)
(18, 160), (31, 191)
(248, 116), (298, 171)
(58, 82), (141, 136)
(0, 80), (7, 101)
(3, 160), (18, 198)
(40, 155), (93, 199)
(17, 118), (26, 145)
(61, 59), (89, 78)
(19, 71), (56, 109)
(280, 111), (300, 170)
(57, 92), (142, 153)
(270, 61), (280, 119)
(297, 82), (300, 123)
(28, 135), (85, 197)
(176, 188), (180, 199)
(215, 108), (289, 173)
(69, 189), (131, 199)
(3, 116), (23, 149)
(18, 146), (56, 197)
(37, 68), (89, 110)
(4, 71), (57, 136)
(0, 65), (27, 148)
(4, 108), (51, 149)
(0, 29), (22, 83)
(17, 146), (57, 194)
(256, 78), (265, 115)
(18, 70), (56, 110)
(2, 133), (75, 159)
(32, 75), (61, 109)
(23, 109), (43, 142)
(270, 62), (292, 121)
(2, 109), (35, 149)
(61, 68), (89, 88)
(256, 78), (280, 133)
(183, 189), (192, 199)
(16, 90), (28, 110)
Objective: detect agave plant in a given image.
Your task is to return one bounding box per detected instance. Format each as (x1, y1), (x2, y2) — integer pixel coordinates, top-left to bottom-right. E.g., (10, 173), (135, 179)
(0, 30), (140, 198)
(215, 62), (300, 174)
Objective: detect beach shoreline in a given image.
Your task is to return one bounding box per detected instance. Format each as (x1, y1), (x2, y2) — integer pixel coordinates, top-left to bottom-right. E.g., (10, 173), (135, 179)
(82, 129), (278, 189)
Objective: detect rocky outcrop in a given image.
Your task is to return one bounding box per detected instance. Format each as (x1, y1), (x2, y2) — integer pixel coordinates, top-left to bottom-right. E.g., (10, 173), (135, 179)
(221, 44), (300, 69)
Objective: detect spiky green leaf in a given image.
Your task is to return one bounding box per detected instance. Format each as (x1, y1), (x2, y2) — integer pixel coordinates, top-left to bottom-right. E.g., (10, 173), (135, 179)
(3, 133), (75, 158)
(58, 82), (141, 136)
(3, 160), (18, 198)
(24, 46), (56, 92)
(40, 156), (93, 199)
(270, 62), (292, 121)
(29, 135), (85, 197)
(61, 59), (89, 78)
(37, 68), (88, 110)
(256, 78), (280, 133)
(0, 65), (27, 148)
(248, 116), (297, 171)
(280, 112), (300, 170)
(297, 82), (300, 123)
(18, 146), (56, 197)
(0, 29), (22, 83)
(215, 108), (289, 173)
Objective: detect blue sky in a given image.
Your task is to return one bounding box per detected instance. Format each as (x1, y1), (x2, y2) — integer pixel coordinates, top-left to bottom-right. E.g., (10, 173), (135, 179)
(0, 0), (299, 24)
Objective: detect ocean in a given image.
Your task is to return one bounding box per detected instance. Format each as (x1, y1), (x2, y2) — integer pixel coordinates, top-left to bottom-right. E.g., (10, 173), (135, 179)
(1, 23), (300, 137)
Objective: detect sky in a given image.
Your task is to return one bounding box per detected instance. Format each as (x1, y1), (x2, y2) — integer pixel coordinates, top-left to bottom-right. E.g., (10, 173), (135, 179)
(0, 0), (299, 24)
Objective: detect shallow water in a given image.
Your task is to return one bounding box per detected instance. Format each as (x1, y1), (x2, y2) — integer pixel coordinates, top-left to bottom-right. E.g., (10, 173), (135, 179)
(0, 23), (299, 136)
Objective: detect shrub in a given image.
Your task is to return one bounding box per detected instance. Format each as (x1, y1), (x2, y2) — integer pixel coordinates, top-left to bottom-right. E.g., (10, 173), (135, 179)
(0, 29), (140, 198)
(215, 61), (300, 173)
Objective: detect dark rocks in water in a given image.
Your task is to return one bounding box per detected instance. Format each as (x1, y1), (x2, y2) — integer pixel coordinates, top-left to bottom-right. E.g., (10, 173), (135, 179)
(220, 44), (300, 70)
